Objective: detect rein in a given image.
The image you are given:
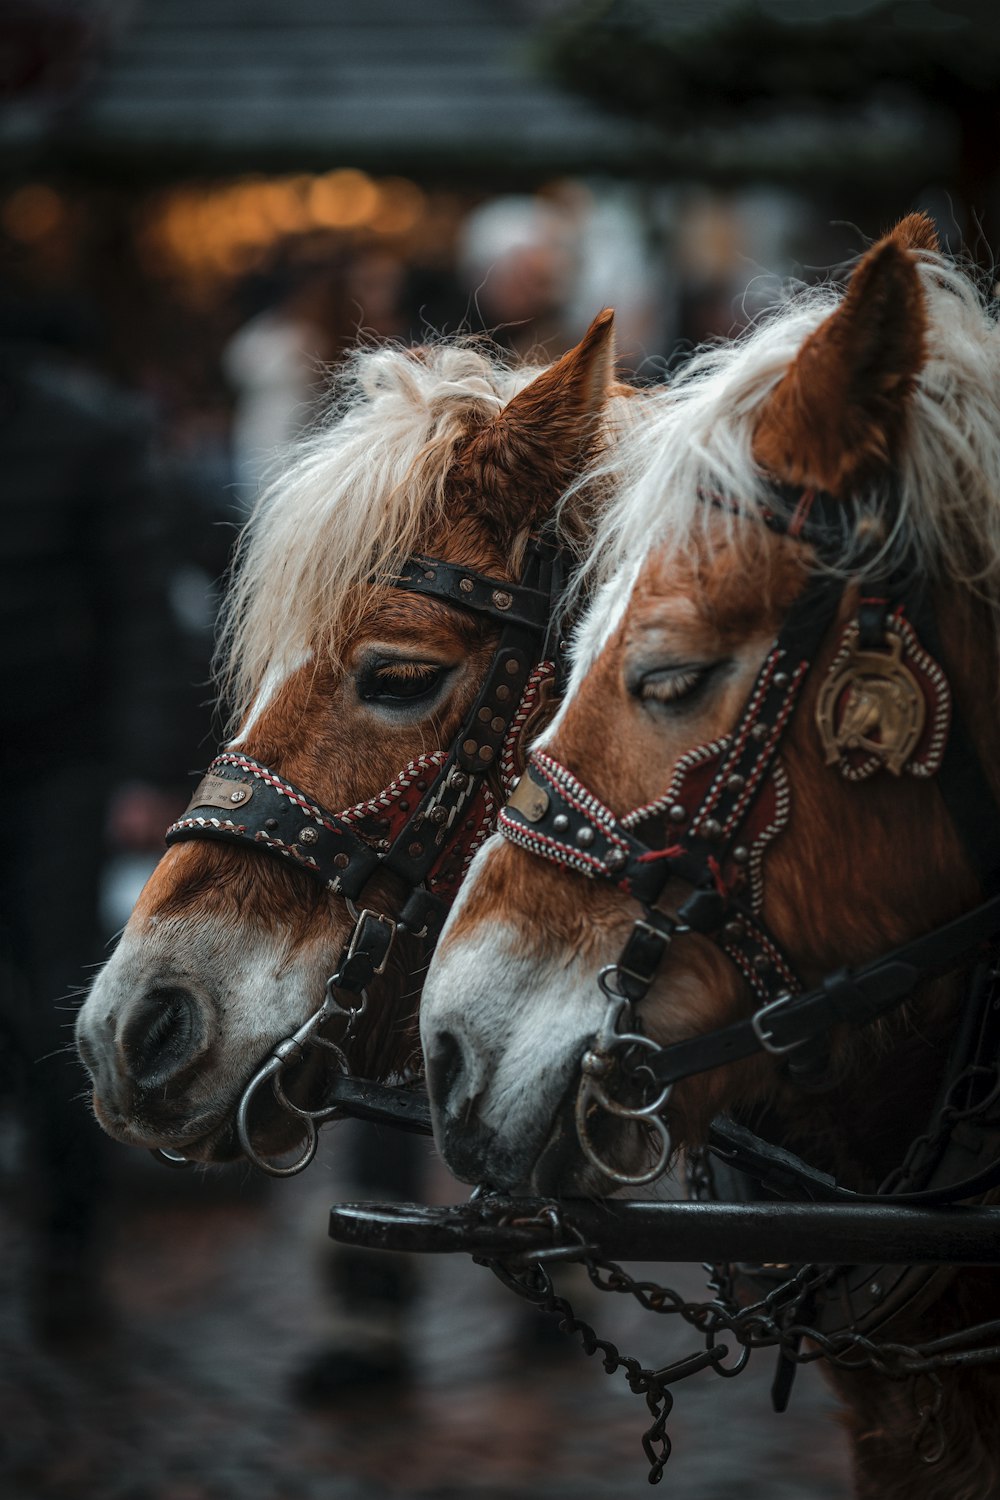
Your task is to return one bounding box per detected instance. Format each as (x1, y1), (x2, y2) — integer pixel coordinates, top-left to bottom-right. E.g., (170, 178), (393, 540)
(160, 536), (567, 1175)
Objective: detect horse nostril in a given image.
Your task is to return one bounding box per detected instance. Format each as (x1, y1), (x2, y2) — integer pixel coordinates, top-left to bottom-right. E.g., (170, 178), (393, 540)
(427, 1029), (475, 1119)
(121, 986), (204, 1090)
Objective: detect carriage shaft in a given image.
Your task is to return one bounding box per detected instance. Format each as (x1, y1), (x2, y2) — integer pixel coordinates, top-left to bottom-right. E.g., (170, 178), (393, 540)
(328, 1198), (1000, 1264)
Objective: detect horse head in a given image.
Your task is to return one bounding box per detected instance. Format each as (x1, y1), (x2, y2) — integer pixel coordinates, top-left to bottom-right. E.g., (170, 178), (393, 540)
(75, 312), (625, 1165)
(421, 214), (1000, 1198)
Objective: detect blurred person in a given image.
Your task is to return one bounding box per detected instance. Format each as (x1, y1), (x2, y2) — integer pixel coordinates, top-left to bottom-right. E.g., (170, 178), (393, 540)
(224, 249), (411, 511)
(223, 262), (339, 510)
(557, 180), (664, 374)
(458, 195), (578, 359)
(0, 296), (195, 1344)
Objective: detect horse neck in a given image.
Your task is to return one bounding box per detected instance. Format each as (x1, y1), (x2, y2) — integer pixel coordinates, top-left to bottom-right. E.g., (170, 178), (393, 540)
(757, 585), (1000, 1190)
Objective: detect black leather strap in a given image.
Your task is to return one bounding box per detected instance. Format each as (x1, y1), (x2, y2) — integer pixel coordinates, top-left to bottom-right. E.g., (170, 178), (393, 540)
(334, 909), (397, 991)
(701, 481), (862, 555)
(646, 892), (1000, 1089)
(394, 555), (553, 633)
(707, 1113), (1000, 1208)
(166, 752), (382, 900)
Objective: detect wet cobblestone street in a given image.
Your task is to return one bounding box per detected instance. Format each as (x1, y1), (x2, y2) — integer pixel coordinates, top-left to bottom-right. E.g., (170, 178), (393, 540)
(1, 1124), (853, 1500)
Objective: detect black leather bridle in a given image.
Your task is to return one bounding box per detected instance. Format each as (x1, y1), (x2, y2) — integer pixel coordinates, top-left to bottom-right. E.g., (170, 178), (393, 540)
(160, 535), (568, 1174)
(499, 484), (1000, 1205)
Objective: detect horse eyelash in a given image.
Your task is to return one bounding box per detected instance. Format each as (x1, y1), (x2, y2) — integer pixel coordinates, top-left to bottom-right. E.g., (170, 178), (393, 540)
(373, 661), (441, 682)
(639, 667), (707, 705)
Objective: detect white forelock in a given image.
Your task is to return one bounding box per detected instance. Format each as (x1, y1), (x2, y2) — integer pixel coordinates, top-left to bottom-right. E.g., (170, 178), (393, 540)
(216, 340), (539, 727)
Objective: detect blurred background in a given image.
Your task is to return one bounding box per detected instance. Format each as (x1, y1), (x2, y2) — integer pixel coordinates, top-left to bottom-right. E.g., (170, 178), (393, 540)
(2, 2), (998, 1496)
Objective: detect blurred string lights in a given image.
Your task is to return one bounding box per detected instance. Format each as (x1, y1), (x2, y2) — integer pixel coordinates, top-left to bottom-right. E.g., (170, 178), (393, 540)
(138, 170), (429, 280)
(2, 168), (436, 285)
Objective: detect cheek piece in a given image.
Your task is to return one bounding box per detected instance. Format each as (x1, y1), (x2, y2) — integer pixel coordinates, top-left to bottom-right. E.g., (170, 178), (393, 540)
(158, 536), (568, 1175)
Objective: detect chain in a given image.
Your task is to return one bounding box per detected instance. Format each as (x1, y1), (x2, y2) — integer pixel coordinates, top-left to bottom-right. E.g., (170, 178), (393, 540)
(475, 1209), (728, 1484)
(475, 1175), (1000, 1484)
(879, 1053), (1000, 1196)
(474, 962), (1000, 1480)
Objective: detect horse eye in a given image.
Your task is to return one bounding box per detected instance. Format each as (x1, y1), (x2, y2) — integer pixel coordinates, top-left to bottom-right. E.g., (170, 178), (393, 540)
(637, 665), (711, 706)
(358, 662), (446, 704)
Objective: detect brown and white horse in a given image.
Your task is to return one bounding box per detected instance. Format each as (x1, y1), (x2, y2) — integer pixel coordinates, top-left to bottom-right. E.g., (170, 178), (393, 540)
(419, 217), (1000, 1496)
(75, 313), (631, 1165)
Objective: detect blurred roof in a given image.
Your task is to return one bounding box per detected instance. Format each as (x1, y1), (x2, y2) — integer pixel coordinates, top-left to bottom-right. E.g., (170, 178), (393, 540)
(5, 0), (976, 185)
(18, 0), (648, 179)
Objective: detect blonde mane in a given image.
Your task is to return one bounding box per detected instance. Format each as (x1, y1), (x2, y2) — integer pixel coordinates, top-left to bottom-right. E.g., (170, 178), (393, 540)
(574, 252), (1000, 666)
(218, 341), (548, 724)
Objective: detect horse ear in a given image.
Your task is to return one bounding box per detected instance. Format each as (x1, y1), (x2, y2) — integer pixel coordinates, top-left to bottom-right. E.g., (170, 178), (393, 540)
(460, 309), (616, 531)
(753, 220), (934, 493)
(891, 211), (940, 254)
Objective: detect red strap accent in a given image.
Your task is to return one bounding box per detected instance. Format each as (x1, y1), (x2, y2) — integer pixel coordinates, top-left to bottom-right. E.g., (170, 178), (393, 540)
(707, 855), (729, 899)
(787, 488), (816, 539)
(635, 844), (684, 865)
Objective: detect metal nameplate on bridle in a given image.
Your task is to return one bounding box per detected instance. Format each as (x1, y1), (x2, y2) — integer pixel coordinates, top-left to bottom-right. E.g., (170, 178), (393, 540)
(815, 626), (926, 777)
(507, 772), (550, 823)
(186, 773), (255, 812)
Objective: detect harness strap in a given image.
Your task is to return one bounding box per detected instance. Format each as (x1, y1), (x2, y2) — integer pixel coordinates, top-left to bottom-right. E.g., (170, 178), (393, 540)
(906, 587), (1000, 895)
(394, 554), (555, 634)
(380, 639), (540, 891)
(707, 1114), (1000, 1208)
(646, 891), (1000, 1088)
(165, 751), (383, 899)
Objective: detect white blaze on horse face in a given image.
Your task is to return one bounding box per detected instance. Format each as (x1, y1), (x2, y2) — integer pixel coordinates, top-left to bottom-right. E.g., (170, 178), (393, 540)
(420, 843), (610, 1189)
(228, 649), (314, 746)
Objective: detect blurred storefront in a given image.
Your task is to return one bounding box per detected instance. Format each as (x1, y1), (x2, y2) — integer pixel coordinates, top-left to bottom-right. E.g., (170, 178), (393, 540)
(4, 0), (989, 446)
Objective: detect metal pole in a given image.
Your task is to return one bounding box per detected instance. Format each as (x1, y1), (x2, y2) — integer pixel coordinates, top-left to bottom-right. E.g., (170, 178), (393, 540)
(328, 1197), (1000, 1265)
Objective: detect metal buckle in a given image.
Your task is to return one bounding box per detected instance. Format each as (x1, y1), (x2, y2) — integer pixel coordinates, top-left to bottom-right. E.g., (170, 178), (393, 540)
(344, 902), (397, 975)
(617, 915), (687, 988)
(751, 992), (805, 1056)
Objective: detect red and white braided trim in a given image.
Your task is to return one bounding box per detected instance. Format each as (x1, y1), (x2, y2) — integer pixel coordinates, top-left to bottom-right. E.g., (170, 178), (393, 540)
(500, 660), (556, 795)
(211, 752), (340, 832)
(337, 751), (449, 825)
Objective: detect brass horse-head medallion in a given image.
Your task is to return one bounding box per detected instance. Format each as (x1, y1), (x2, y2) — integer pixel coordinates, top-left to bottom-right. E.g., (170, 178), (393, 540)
(816, 626), (927, 778)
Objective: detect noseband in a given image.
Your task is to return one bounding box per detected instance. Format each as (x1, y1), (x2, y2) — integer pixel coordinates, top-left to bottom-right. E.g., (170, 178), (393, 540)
(500, 486), (1000, 1197)
(161, 536), (566, 1174)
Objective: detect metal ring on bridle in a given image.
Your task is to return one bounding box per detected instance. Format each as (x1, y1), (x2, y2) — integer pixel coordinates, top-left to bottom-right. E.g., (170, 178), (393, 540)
(150, 1147), (195, 1170)
(271, 1039), (351, 1120)
(587, 987), (674, 1115)
(572, 985), (674, 1185)
(235, 1051), (319, 1177)
(233, 974), (367, 1177)
(574, 1076), (672, 1186)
